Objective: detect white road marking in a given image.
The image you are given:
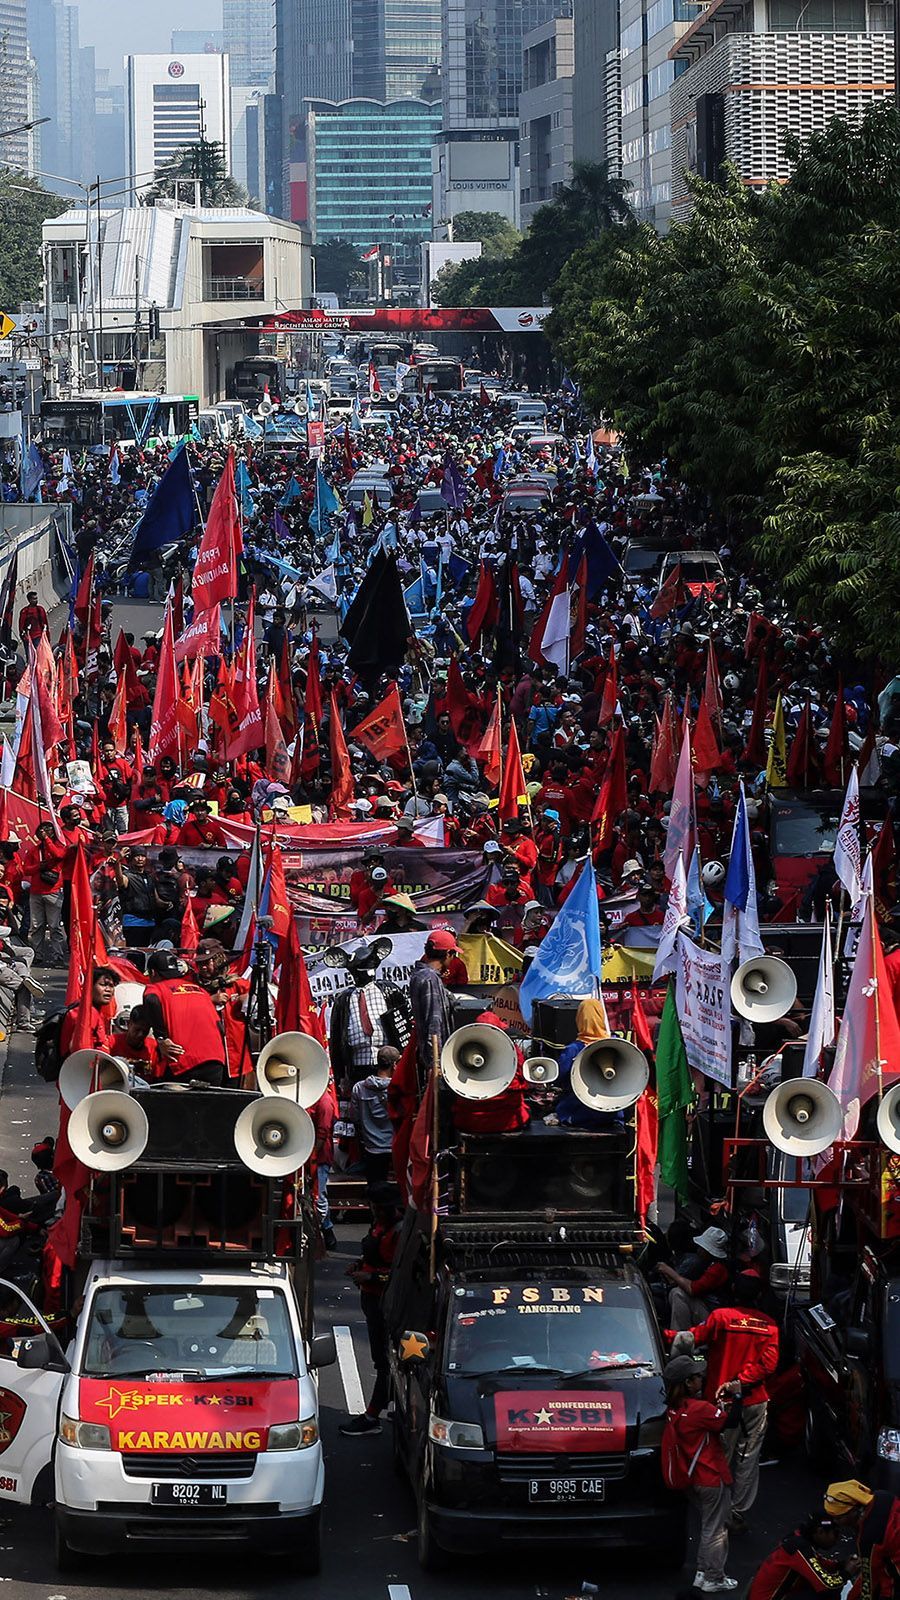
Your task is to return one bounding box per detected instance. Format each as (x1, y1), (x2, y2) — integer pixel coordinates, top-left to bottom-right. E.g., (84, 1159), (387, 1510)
(388, 1587), (413, 1600)
(333, 1324), (366, 1414)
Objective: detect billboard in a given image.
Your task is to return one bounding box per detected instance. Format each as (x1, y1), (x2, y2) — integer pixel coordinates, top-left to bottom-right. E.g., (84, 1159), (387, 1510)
(253, 306), (550, 334)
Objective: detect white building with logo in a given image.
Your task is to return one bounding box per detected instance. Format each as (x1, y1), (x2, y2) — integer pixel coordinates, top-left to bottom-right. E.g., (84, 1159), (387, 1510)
(126, 52), (232, 193)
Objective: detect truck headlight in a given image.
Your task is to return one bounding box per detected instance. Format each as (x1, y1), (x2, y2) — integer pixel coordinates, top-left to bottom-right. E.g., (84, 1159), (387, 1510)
(59, 1414), (111, 1450)
(877, 1428), (900, 1462)
(268, 1418), (319, 1451)
(428, 1415), (485, 1450)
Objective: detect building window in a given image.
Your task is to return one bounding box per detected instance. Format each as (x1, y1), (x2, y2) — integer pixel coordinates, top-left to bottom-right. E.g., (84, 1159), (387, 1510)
(768, 0), (866, 24)
(621, 77), (645, 114)
(647, 60), (674, 99)
(620, 17), (644, 57)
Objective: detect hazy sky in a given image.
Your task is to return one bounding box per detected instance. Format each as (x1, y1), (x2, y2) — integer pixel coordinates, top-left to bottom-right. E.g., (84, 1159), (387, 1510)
(73, 0), (223, 79)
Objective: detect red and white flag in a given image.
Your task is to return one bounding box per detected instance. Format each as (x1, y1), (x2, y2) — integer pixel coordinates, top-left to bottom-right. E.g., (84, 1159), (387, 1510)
(537, 564), (570, 676)
(833, 765), (862, 907)
(826, 895), (900, 1141)
(802, 902), (836, 1078)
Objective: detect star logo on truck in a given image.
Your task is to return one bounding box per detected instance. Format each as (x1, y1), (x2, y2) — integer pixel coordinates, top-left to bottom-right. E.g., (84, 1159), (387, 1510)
(533, 1407), (554, 1426)
(95, 1387), (141, 1419)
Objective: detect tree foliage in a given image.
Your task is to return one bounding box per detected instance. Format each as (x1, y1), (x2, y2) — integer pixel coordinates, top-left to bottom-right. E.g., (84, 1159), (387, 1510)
(145, 140), (249, 207)
(548, 104), (900, 658)
(432, 162), (633, 307)
(312, 237), (367, 298)
(0, 174), (66, 306)
(449, 209), (521, 256)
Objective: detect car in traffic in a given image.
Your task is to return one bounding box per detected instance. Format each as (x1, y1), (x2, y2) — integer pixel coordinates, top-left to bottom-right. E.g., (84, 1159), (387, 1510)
(659, 549), (726, 598)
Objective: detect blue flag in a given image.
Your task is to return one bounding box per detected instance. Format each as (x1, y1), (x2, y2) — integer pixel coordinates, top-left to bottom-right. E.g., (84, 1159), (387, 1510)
(128, 444), (194, 570)
(447, 552), (472, 591)
(279, 476), (302, 508)
(236, 459), (255, 518)
(441, 452), (466, 510)
(310, 467), (341, 537)
(518, 859), (603, 1025)
(20, 442), (45, 502)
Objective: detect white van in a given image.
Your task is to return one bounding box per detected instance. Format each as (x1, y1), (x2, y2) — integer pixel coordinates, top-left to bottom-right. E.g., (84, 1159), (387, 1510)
(0, 1261), (334, 1574)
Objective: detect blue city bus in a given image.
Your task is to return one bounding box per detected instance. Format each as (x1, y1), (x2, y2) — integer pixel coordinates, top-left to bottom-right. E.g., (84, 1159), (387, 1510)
(40, 392), (200, 450)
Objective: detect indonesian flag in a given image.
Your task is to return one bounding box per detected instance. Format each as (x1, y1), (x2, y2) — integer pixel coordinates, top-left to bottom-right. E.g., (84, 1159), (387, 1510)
(175, 602), (221, 663)
(351, 684), (407, 762)
(368, 362), (381, 397)
(826, 894), (900, 1143)
(361, 245), (379, 261)
(535, 563), (570, 675)
(148, 603), (180, 764)
(193, 449), (242, 612)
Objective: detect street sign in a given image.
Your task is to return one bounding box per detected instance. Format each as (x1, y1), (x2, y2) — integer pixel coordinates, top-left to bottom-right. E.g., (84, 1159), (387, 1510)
(0, 314), (45, 338)
(0, 316), (15, 340)
(22, 359), (40, 371)
(0, 341), (12, 357)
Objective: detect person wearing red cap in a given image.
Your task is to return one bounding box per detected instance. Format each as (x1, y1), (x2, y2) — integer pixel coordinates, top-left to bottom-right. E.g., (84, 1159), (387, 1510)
(409, 930), (458, 1092)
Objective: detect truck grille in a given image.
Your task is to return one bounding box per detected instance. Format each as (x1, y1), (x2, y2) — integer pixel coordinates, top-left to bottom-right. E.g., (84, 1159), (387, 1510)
(121, 1453), (256, 1480)
(498, 1452), (628, 1481)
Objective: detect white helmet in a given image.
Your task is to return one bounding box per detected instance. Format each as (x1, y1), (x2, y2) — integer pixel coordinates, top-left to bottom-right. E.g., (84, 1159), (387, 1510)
(702, 860), (726, 887)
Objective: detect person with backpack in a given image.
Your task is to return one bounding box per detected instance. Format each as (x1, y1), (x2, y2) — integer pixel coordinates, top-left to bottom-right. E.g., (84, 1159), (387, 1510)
(662, 1353), (741, 1594)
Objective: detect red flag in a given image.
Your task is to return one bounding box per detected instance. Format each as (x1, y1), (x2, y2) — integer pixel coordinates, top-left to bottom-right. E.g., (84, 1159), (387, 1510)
(176, 660), (200, 746)
(193, 449), (241, 611)
(278, 634), (297, 736)
(631, 980), (654, 1054)
(264, 843), (292, 942)
(226, 595), (263, 760)
(174, 603), (221, 663)
(171, 572), (184, 637)
(67, 844), (106, 1006)
(446, 656), (485, 754)
(598, 641), (618, 726)
(692, 695), (721, 785)
(264, 667), (291, 784)
(73, 552), (94, 627)
(570, 555), (588, 662)
(592, 726), (627, 853)
(479, 382), (490, 406)
(466, 562), (499, 644)
(635, 1088), (658, 1227)
(409, 1070), (435, 1211)
(113, 629), (141, 696)
(343, 423), (355, 475)
(389, 1031), (420, 1203)
(826, 898), (900, 1141)
(822, 679), (847, 788)
(304, 635), (323, 727)
(352, 684), (407, 762)
(498, 715), (527, 823)
(132, 726), (145, 784)
(276, 914), (327, 1045)
(704, 643), (723, 733)
(328, 690), (355, 818)
(649, 563), (685, 620)
(109, 671), (128, 756)
(649, 692), (678, 793)
(872, 819), (896, 919)
(476, 694), (502, 788)
(148, 603), (181, 764)
(741, 652), (769, 765)
(786, 695), (817, 789)
(180, 894), (201, 953)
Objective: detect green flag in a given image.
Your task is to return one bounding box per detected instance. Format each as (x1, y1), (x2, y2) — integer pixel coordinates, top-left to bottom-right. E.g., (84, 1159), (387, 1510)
(655, 982), (695, 1204)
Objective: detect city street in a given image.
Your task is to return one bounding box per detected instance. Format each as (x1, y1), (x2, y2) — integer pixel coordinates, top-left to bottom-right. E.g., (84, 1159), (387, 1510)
(0, 997), (819, 1600)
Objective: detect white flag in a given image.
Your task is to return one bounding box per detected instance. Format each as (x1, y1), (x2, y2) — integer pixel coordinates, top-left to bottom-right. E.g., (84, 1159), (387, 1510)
(833, 766), (862, 906)
(663, 723), (696, 884)
(653, 853), (690, 979)
(802, 902), (836, 1077)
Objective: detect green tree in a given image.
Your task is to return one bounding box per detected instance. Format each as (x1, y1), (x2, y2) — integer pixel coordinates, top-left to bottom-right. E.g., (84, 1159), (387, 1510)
(0, 174), (66, 306)
(312, 238), (367, 299)
(145, 139), (249, 207)
(449, 209), (521, 257)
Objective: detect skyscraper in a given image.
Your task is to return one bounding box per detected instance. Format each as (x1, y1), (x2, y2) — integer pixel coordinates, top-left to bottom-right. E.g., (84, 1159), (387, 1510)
(0, 0), (32, 169)
(26, 0), (97, 188)
(223, 0), (274, 89)
(126, 52), (232, 192)
(351, 0), (441, 100)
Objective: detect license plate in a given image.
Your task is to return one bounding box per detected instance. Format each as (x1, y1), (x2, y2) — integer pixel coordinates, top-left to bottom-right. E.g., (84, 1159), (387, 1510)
(151, 1483), (227, 1506)
(528, 1478), (605, 1503)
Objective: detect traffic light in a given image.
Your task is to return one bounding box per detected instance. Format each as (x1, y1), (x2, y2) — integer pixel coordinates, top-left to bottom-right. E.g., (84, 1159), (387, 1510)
(148, 304), (160, 341)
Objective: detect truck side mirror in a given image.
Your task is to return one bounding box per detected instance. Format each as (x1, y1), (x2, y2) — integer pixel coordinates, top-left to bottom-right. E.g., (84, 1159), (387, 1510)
(845, 1327), (871, 1361)
(399, 1330), (430, 1364)
(308, 1332), (337, 1369)
(16, 1333), (69, 1374)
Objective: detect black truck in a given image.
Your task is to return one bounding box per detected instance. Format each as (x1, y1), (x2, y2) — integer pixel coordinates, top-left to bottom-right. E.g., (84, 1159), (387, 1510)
(383, 1125), (685, 1571)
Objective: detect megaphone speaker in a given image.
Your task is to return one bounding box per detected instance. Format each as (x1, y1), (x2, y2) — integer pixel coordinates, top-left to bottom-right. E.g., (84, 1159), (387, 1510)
(59, 1050), (130, 1111)
(762, 1078), (842, 1156)
(233, 1097), (315, 1176)
(256, 1033), (330, 1107)
(522, 1055), (560, 1085)
(731, 957), (798, 1023)
(69, 1090), (149, 1172)
(571, 1037), (649, 1113)
(877, 1083), (900, 1154)
(440, 1023), (517, 1101)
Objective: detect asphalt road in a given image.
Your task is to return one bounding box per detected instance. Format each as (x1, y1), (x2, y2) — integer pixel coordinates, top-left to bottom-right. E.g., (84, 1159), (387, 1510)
(0, 1003), (824, 1600)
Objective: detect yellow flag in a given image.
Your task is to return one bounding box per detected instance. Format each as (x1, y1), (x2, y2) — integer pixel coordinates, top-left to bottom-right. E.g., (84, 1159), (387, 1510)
(765, 692), (787, 787)
(362, 490), (373, 528)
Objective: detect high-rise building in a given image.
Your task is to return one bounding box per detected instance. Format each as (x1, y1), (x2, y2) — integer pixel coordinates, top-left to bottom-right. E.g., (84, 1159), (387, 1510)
(297, 96), (440, 280)
(519, 14), (574, 226)
(0, 0), (33, 170)
(350, 0), (442, 100)
(125, 52), (232, 192)
(671, 0), (894, 219)
(26, 0), (97, 188)
(223, 0), (273, 88)
(172, 31), (226, 55)
(617, 0), (693, 229)
(572, 0), (617, 166)
(435, 0), (569, 227)
(95, 66), (126, 187)
(276, 0), (353, 218)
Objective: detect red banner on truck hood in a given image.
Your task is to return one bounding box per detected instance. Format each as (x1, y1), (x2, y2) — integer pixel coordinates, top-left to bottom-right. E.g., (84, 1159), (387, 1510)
(494, 1390), (626, 1453)
(79, 1378), (300, 1452)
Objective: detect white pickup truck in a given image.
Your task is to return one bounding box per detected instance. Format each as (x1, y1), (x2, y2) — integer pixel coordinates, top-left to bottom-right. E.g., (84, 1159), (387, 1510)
(0, 1258), (334, 1574)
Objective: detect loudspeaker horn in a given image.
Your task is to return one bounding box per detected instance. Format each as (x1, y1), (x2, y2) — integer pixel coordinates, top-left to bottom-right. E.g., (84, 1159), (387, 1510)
(522, 1055), (560, 1085)
(68, 1089), (149, 1172)
(731, 956), (797, 1023)
(762, 1078), (842, 1157)
(233, 1097), (315, 1177)
(257, 397), (274, 418)
(59, 1050), (131, 1111)
(256, 1032), (330, 1107)
(571, 1037), (649, 1112)
(877, 1083), (900, 1155)
(440, 1023), (517, 1101)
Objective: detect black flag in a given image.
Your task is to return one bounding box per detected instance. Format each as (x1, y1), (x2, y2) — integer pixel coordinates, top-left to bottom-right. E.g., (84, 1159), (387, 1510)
(340, 552), (412, 682)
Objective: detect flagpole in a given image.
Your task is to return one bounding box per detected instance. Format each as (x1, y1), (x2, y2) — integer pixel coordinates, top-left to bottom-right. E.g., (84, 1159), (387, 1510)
(872, 891), (884, 1103)
(495, 684), (503, 812)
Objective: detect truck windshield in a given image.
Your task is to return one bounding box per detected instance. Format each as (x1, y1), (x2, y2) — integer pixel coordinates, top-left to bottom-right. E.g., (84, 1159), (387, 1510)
(446, 1282), (659, 1377)
(82, 1287), (297, 1380)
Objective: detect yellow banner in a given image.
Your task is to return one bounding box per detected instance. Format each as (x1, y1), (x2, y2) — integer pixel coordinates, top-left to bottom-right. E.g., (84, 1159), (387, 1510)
(459, 933), (523, 985)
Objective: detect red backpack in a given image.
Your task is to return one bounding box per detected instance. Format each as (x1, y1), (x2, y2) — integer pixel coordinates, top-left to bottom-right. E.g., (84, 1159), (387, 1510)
(661, 1407), (708, 1492)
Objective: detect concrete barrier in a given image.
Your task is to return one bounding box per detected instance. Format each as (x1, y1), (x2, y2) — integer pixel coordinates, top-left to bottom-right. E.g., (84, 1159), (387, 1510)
(0, 504), (73, 621)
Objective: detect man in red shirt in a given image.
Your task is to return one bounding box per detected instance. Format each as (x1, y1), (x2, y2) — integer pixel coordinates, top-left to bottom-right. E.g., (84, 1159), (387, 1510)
(177, 798), (227, 849)
(748, 1514), (847, 1600)
(663, 1353), (740, 1592)
(18, 591), (48, 647)
(22, 822), (67, 965)
(60, 967), (116, 1057)
(658, 1224), (731, 1330)
(677, 1272), (780, 1531)
(141, 949), (226, 1084)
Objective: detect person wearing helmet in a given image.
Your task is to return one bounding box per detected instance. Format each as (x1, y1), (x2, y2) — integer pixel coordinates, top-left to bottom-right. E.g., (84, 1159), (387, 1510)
(408, 931), (459, 1092)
